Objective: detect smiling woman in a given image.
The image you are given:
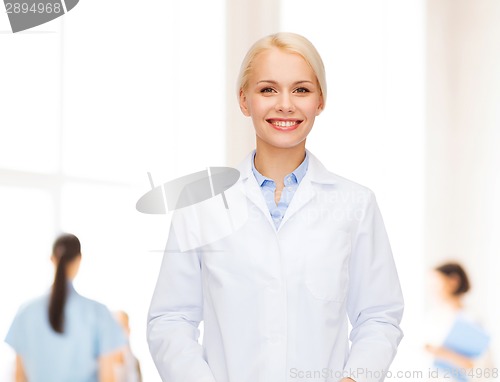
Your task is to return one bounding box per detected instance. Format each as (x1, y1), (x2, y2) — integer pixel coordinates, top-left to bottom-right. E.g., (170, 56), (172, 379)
(239, 47), (324, 154)
(147, 32), (404, 382)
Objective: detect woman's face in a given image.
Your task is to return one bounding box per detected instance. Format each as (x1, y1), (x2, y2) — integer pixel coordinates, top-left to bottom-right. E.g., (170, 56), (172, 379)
(239, 48), (324, 151)
(430, 271), (459, 300)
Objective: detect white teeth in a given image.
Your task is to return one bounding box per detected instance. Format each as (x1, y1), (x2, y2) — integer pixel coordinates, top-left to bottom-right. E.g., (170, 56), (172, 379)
(273, 121), (297, 127)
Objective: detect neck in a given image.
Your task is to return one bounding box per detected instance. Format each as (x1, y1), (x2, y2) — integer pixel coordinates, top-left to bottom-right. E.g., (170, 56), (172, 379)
(254, 139), (306, 186)
(444, 295), (463, 311)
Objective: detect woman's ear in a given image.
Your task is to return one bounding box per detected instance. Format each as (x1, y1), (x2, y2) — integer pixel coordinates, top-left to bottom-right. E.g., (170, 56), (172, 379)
(315, 95), (325, 116)
(239, 89), (251, 117)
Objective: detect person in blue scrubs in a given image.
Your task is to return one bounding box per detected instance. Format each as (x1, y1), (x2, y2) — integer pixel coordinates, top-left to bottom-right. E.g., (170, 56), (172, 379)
(5, 233), (126, 382)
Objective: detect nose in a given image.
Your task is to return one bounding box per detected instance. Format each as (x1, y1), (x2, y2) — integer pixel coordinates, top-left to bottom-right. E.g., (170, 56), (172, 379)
(275, 93), (295, 113)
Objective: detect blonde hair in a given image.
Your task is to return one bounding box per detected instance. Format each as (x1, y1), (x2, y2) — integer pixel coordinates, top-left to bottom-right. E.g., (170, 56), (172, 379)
(237, 32), (327, 105)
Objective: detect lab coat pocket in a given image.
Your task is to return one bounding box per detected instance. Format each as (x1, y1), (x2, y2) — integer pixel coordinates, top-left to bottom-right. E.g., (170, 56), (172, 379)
(305, 230), (351, 302)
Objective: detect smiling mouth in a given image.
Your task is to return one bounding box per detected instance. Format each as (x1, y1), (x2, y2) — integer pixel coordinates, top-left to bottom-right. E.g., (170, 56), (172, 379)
(267, 119), (302, 130)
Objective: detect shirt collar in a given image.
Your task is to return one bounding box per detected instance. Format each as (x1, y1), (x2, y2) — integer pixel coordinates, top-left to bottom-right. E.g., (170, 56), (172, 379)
(237, 149), (337, 185)
(251, 150), (309, 187)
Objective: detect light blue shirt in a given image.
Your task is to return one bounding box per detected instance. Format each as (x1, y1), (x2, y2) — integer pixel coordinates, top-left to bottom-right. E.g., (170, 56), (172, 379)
(251, 150), (309, 229)
(5, 284), (126, 382)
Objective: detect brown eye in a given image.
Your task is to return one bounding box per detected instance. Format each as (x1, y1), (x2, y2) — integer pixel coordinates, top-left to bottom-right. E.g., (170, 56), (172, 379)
(260, 88), (276, 93)
(294, 87), (310, 93)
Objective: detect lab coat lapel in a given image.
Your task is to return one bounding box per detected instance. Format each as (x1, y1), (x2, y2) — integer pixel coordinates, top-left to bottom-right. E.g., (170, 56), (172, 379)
(279, 150), (337, 230)
(279, 177), (315, 229)
(237, 152), (276, 230)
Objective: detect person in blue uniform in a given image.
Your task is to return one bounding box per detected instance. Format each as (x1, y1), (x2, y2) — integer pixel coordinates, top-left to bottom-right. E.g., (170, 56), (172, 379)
(5, 233), (126, 382)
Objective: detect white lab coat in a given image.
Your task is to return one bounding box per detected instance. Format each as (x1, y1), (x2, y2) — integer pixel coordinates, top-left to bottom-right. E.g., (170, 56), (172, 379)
(147, 150), (404, 382)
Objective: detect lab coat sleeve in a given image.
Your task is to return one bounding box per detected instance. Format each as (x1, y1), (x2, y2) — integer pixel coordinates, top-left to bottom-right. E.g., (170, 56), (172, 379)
(343, 191), (404, 382)
(147, 224), (216, 382)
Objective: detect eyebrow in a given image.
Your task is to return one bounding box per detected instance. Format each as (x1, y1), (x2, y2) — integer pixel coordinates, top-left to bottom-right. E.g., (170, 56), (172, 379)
(256, 80), (315, 85)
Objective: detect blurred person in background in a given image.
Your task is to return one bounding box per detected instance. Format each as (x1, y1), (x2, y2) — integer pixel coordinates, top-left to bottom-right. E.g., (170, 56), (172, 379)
(113, 310), (142, 382)
(425, 262), (495, 382)
(4, 233), (126, 382)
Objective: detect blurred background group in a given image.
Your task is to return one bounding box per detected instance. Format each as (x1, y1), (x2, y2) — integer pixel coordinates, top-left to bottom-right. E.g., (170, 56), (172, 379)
(1, 0), (499, 381)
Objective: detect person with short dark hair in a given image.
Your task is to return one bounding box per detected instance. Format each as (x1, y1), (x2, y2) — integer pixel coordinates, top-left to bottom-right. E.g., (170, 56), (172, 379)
(425, 261), (493, 382)
(435, 262), (471, 297)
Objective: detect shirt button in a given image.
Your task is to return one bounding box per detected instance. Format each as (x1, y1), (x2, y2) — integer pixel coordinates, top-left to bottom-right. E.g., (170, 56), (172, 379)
(271, 210), (282, 219)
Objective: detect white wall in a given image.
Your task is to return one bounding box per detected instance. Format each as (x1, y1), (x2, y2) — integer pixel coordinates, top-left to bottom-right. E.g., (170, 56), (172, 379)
(426, 0), (500, 368)
(0, 1), (225, 381)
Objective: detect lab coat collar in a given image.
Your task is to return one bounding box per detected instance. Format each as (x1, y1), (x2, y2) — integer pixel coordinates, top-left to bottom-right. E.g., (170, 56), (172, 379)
(236, 149), (337, 231)
(237, 149), (337, 185)
(304, 150), (338, 185)
(237, 152), (274, 229)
